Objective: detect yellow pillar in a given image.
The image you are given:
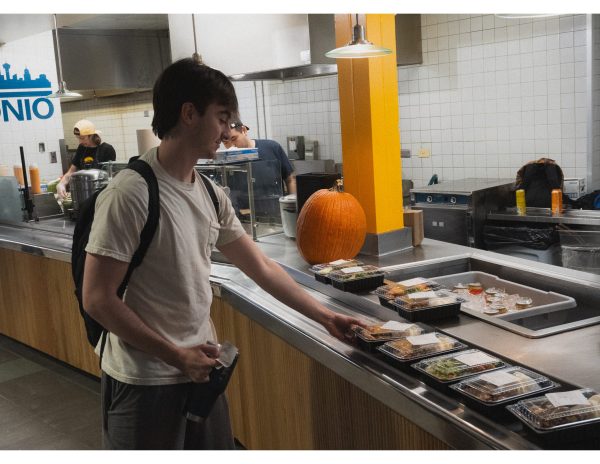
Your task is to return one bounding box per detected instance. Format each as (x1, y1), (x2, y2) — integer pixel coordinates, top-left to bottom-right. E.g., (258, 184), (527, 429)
(335, 14), (408, 254)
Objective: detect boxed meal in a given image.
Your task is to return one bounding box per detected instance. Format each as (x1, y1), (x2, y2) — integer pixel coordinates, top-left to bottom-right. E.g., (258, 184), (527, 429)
(309, 259), (364, 284)
(377, 332), (466, 368)
(507, 388), (600, 445)
(328, 265), (385, 292)
(411, 349), (507, 390)
(389, 289), (465, 322)
(373, 277), (442, 309)
(352, 321), (425, 352)
(450, 366), (559, 419)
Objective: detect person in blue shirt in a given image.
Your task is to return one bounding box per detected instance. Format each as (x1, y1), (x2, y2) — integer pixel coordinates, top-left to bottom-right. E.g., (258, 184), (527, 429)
(223, 121), (296, 194)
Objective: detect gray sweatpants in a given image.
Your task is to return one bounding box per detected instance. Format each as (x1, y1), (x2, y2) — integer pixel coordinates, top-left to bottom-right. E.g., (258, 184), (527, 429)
(101, 372), (236, 450)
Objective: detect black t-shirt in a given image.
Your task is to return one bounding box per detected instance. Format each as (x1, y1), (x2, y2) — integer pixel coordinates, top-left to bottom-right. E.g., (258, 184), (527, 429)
(71, 142), (116, 169)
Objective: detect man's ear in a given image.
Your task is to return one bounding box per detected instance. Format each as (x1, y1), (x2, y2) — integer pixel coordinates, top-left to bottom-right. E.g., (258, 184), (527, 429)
(180, 102), (196, 126)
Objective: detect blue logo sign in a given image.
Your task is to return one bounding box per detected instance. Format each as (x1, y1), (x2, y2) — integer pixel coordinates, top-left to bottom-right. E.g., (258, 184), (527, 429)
(0, 63), (55, 122)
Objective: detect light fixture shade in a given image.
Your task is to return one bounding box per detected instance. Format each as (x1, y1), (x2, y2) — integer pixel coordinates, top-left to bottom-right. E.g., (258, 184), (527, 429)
(48, 80), (82, 100)
(48, 14), (82, 100)
(326, 43), (392, 59)
(495, 14), (557, 19)
(325, 21), (392, 59)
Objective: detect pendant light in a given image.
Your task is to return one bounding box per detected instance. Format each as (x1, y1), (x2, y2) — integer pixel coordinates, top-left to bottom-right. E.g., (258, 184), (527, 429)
(191, 14), (202, 65)
(495, 14), (557, 19)
(48, 13), (81, 99)
(326, 14), (392, 59)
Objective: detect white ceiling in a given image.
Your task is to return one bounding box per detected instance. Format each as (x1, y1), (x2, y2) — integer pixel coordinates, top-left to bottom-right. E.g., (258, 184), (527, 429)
(0, 14), (168, 45)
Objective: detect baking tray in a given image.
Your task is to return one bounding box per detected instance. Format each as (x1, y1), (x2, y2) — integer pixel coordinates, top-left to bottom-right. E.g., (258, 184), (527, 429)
(430, 271), (576, 321)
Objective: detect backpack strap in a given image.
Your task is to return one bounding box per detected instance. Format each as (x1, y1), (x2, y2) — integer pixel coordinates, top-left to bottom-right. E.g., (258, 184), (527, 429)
(198, 172), (220, 217)
(117, 159), (161, 294)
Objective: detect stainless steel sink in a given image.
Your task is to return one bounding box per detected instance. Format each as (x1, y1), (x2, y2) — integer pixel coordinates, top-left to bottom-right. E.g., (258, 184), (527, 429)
(379, 254), (600, 338)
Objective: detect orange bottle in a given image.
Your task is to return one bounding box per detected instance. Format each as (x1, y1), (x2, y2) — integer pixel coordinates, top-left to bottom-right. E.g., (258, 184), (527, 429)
(29, 163), (41, 194)
(551, 189), (563, 215)
(13, 165), (25, 187)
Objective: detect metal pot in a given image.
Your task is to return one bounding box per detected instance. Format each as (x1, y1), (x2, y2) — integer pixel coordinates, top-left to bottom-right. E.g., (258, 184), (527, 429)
(70, 169), (109, 211)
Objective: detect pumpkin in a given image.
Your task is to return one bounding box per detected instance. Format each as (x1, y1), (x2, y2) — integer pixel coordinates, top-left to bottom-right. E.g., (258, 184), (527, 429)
(296, 180), (367, 265)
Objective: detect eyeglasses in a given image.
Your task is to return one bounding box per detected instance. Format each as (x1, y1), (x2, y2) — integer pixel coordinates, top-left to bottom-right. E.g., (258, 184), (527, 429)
(229, 123), (249, 131)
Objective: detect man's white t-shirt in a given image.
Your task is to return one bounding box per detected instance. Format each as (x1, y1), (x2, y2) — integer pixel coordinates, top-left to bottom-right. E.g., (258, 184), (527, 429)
(86, 147), (246, 385)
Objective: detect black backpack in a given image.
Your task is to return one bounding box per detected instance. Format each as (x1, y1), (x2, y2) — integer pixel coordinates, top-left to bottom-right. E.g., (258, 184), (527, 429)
(71, 159), (220, 361)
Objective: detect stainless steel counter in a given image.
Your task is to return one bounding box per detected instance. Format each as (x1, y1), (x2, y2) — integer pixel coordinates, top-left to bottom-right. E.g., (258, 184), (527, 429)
(2, 220), (600, 449)
(488, 207), (600, 226)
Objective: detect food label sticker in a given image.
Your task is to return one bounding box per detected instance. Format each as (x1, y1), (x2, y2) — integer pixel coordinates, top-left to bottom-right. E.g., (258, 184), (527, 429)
(381, 321), (415, 332)
(546, 390), (590, 407)
(454, 351), (498, 367)
(479, 371), (520, 387)
(398, 277), (429, 287)
(330, 259), (351, 266)
(407, 333), (439, 346)
(341, 266), (364, 274)
(408, 291), (438, 300)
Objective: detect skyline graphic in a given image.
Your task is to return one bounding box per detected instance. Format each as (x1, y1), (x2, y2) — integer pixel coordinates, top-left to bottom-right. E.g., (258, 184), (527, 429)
(0, 63), (52, 98)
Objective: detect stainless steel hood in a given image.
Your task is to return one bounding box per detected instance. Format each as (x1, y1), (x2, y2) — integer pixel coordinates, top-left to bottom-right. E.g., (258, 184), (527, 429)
(230, 14), (422, 82)
(55, 27), (171, 100)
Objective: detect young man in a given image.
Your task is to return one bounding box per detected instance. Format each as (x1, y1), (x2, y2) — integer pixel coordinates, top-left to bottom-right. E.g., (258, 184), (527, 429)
(57, 120), (117, 198)
(82, 58), (364, 450)
(224, 121), (296, 194)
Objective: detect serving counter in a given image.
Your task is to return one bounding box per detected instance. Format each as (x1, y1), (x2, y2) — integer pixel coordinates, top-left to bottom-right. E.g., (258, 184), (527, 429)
(1, 219), (600, 449)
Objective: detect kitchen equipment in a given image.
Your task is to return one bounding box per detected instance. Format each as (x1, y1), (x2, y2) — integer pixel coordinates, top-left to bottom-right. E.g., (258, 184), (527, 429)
(278, 194), (298, 238)
(410, 178), (514, 247)
(296, 172), (341, 214)
(0, 176), (23, 223)
(69, 169), (109, 213)
(563, 177), (586, 200)
(287, 136), (305, 160)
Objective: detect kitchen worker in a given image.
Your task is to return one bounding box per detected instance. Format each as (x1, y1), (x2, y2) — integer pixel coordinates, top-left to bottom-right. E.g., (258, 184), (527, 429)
(82, 58), (364, 450)
(56, 119), (116, 198)
(223, 121), (296, 195)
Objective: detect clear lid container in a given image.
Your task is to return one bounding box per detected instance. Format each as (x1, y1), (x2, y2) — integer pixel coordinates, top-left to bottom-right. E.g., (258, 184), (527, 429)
(309, 259), (364, 276)
(352, 321), (424, 342)
(412, 349), (506, 382)
(373, 277), (442, 300)
(377, 332), (466, 362)
(390, 289), (465, 311)
(451, 366), (557, 404)
(328, 265), (384, 282)
(508, 388), (600, 430)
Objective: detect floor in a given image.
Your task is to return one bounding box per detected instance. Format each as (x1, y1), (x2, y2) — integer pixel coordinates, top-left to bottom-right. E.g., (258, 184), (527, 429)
(0, 334), (102, 450)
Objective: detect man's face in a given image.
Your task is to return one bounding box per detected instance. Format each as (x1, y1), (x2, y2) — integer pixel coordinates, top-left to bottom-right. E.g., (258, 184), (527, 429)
(223, 126), (250, 149)
(192, 103), (232, 158)
(77, 134), (94, 147)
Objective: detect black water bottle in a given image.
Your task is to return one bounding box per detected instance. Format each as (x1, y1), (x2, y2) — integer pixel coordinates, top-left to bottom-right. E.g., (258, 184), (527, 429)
(184, 341), (239, 422)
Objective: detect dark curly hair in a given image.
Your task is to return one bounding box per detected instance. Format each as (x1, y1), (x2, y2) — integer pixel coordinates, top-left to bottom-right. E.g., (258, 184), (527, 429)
(151, 58), (238, 139)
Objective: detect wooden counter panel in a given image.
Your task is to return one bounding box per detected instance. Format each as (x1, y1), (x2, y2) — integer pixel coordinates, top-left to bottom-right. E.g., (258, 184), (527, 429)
(0, 248), (100, 376)
(211, 296), (450, 450)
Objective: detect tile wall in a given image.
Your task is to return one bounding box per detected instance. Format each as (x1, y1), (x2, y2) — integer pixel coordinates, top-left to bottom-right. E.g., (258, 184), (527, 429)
(233, 75), (342, 163)
(399, 14), (589, 187)
(61, 14), (595, 191)
(0, 31), (65, 182)
(593, 16), (600, 190)
(237, 14), (592, 189)
(60, 91), (155, 162)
